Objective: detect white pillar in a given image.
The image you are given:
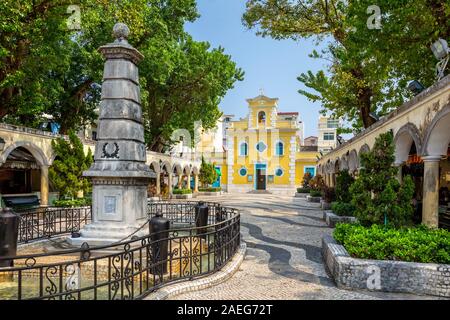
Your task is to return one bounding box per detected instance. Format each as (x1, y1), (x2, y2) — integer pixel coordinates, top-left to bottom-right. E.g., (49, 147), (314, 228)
(422, 156), (441, 228)
(168, 174), (173, 195)
(156, 172), (161, 195)
(178, 174), (183, 189)
(186, 173), (191, 190)
(40, 165), (49, 206)
(194, 174), (199, 192)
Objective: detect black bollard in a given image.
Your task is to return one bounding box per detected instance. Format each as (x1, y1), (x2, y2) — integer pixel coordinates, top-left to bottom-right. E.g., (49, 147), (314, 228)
(149, 212), (170, 275)
(0, 207), (20, 268)
(194, 202), (209, 240)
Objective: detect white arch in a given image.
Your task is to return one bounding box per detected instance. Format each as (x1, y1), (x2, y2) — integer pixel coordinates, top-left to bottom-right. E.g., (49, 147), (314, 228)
(394, 123), (422, 164)
(183, 164), (191, 175)
(172, 163), (183, 175)
(149, 161), (160, 174)
(0, 141), (49, 166)
(423, 105), (450, 157)
(340, 155), (349, 171)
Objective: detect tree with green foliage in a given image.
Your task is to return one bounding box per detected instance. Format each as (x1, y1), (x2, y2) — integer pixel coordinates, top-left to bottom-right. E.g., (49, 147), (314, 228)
(349, 131), (415, 228)
(199, 156), (218, 188)
(243, 0), (381, 130)
(49, 131), (93, 199)
(335, 170), (355, 203)
(345, 0), (450, 91)
(243, 0), (449, 132)
(0, 1), (243, 150)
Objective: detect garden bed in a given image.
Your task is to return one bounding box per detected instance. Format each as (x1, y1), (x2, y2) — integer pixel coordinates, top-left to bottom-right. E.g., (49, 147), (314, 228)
(172, 193), (193, 199)
(198, 188), (222, 196)
(306, 196), (321, 203)
(322, 235), (450, 298)
(323, 211), (357, 228)
(172, 189), (193, 199)
(320, 200), (331, 210)
(197, 191), (221, 196)
(295, 193), (309, 198)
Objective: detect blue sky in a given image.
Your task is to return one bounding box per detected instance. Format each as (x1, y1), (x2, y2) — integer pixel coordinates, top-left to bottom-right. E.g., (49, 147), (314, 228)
(185, 0), (329, 138)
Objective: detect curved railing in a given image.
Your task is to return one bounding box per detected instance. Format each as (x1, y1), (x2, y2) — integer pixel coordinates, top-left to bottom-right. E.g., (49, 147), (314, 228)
(0, 201), (240, 300)
(16, 207), (92, 244)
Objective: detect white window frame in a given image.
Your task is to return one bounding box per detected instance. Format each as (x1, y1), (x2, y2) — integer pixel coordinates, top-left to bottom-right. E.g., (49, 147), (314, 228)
(323, 132), (335, 141)
(274, 140), (284, 156)
(304, 166), (316, 177)
(239, 142), (248, 156)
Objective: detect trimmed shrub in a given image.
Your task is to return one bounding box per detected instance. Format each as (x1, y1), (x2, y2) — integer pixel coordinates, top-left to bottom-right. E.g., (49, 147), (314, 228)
(199, 187), (221, 192)
(349, 131), (415, 228)
(49, 131), (93, 200)
(172, 189), (192, 195)
(297, 187), (311, 193)
(199, 156), (218, 187)
(53, 198), (91, 207)
(334, 223), (450, 264)
(310, 190), (322, 197)
(331, 202), (356, 216)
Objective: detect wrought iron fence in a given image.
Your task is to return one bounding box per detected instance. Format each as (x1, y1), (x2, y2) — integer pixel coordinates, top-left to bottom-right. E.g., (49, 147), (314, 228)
(147, 201), (224, 225)
(0, 202), (240, 300)
(16, 207), (92, 244)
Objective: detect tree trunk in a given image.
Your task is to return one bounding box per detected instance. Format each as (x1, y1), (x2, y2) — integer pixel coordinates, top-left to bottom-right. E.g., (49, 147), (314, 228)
(350, 67), (377, 129)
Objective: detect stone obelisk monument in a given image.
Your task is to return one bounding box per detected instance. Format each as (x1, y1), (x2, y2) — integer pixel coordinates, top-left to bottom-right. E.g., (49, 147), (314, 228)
(70, 23), (153, 246)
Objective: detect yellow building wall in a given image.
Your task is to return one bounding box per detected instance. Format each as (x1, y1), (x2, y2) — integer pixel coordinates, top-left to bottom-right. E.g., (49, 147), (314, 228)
(199, 95), (320, 192)
(295, 151), (319, 186)
(231, 131), (295, 186)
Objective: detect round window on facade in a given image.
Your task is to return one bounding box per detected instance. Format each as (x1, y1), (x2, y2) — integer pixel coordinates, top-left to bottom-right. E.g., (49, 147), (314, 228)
(275, 168), (284, 177)
(256, 142), (267, 153)
(239, 167), (248, 176)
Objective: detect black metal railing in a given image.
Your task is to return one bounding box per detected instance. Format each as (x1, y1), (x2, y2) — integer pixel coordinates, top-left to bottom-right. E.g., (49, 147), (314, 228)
(15, 207), (92, 244)
(147, 201), (224, 225)
(0, 202), (240, 300)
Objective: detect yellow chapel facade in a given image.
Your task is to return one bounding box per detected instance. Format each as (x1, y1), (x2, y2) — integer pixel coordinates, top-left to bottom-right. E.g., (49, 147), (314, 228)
(197, 94), (319, 195)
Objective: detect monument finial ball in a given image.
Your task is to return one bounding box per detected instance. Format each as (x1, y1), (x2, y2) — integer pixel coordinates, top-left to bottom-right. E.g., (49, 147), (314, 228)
(112, 23), (130, 40)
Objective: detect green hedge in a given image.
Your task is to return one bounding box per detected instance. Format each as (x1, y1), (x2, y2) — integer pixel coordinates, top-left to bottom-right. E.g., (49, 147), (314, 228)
(309, 189), (322, 197)
(297, 187), (311, 194)
(334, 223), (450, 264)
(172, 189), (192, 195)
(199, 187), (221, 192)
(331, 202), (356, 217)
(53, 198), (91, 207)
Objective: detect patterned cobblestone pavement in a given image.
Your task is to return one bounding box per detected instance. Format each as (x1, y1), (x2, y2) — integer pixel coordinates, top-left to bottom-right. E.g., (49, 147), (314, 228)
(170, 194), (439, 300)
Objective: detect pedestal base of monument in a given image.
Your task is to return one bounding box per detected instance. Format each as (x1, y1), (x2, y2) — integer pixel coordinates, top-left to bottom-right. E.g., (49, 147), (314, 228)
(68, 221), (149, 247)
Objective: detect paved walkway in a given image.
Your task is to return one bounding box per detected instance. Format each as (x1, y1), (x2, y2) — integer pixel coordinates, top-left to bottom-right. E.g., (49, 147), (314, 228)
(170, 193), (437, 300)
